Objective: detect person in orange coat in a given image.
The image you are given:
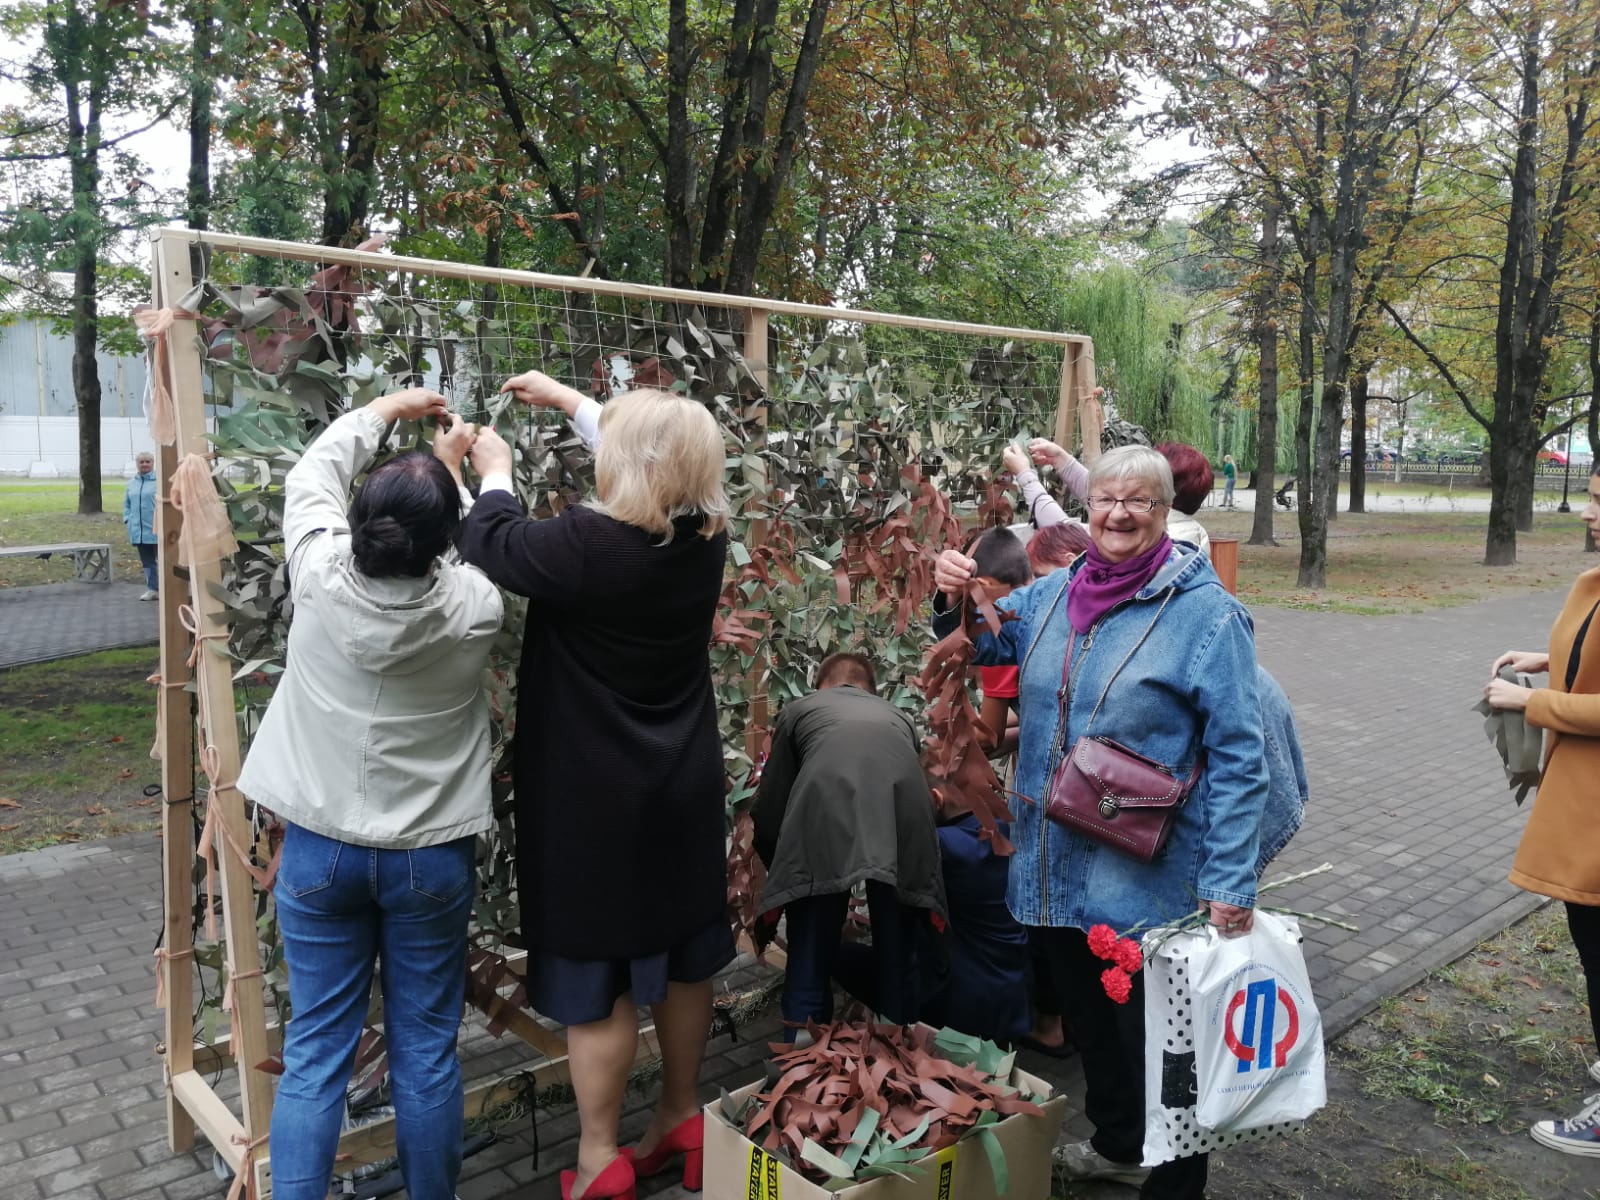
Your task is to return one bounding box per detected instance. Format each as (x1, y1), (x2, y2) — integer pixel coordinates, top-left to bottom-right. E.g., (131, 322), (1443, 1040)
(1486, 467), (1600, 1159)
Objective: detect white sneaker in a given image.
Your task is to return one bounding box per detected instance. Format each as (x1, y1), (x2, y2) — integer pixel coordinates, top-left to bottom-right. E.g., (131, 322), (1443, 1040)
(1531, 1091), (1600, 1157)
(139, 589), (158, 601)
(1589, 1059), (1600, 1085)
(1052, 1139), (1151, 1185)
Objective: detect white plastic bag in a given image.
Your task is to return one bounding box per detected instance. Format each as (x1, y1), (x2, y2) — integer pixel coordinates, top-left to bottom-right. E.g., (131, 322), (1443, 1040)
(1189, 910), (1325, 1130)
(1142, 911), (1324, 1165)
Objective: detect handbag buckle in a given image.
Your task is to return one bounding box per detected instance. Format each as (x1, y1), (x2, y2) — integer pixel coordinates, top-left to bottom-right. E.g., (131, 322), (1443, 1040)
(1098, 797), (1119, 819)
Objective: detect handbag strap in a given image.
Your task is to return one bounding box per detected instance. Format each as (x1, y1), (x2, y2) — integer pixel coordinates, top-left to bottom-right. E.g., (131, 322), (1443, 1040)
(1046, 585), (1180, 783)
(1566, 596), (1600, 693)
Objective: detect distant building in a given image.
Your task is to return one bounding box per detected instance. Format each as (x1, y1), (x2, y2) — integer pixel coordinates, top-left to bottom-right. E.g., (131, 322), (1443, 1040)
(0, 315), (151, 477)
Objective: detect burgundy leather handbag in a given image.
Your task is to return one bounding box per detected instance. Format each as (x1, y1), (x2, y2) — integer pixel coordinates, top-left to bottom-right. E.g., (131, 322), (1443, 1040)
(1046, 735), (1203, 863)
(1041, 591), (1204, 863)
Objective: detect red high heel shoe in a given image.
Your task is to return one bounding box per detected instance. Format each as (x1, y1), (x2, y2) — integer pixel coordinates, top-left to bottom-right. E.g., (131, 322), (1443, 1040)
(624, 1112), (705, 1191)
(560, 1153), (637, 1200)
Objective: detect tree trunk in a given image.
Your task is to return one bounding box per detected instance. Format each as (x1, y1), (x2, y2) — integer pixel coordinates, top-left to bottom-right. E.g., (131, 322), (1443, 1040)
(63, 21), (102, 515)
(319, 0), (386, 245)
(724, 0), (831, 296)
(1348, 369), (1368, 512)
(1248, 199), (1280, 547)
(663, 0), (693, 286)
(186, 0), (212, 230)
(1484, 433), (1526, 565)
(1295, 261), (1323, 586)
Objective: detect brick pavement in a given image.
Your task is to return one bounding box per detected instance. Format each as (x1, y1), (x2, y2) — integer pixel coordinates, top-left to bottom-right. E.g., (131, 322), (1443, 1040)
(0, 585), (1573, 1198)
(0, 583), (158, 670)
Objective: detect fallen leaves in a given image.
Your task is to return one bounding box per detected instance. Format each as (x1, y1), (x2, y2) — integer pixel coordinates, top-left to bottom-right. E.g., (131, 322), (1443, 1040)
(0, 798), (19, 809)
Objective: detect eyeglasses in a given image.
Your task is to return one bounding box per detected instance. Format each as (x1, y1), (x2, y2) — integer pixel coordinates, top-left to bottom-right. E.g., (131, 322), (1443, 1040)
(1086, 495), (1163, 514)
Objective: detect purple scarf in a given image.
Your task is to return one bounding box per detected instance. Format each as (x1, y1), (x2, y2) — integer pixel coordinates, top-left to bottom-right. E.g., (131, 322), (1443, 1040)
(1067, 535), (1173, 633)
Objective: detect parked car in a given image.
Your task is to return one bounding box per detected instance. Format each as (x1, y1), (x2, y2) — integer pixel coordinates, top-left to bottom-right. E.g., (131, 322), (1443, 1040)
(1538, 448), (1569, 466)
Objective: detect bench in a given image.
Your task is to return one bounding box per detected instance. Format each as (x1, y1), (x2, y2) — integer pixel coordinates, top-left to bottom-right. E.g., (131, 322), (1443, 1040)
(0, 542), (114, 582)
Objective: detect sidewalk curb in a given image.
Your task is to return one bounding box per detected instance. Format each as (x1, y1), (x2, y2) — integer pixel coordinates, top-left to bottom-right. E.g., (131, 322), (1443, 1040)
(1320, 890), (1549, 1040)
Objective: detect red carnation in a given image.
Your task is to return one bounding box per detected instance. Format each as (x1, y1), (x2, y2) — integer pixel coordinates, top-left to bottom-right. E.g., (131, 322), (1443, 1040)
(1087, 924), (1120, 960)
(1101, 967), (1132, 1004)
(1113, 938), (1143, 974)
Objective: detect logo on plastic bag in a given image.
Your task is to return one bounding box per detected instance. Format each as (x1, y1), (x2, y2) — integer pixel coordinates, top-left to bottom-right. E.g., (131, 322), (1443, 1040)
(1224, 977), (1300, 1072)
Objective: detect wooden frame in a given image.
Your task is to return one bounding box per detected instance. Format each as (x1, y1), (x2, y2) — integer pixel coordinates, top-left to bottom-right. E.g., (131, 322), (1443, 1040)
(148, 225), (1092, 1194)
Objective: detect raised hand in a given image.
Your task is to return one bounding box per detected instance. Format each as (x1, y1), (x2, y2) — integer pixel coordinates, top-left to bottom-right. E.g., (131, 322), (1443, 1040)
(371, 387), (448, 424)
(500, 370), (586, 417)
(469, 426), (515, 479)
(934, 549), (977, 601)
(432, 412), (477, 482)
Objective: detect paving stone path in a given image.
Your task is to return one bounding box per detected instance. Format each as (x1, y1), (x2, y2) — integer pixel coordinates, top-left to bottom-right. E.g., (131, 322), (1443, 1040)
(0, 585), (1571, 1198)
(0, 583), (158, 670)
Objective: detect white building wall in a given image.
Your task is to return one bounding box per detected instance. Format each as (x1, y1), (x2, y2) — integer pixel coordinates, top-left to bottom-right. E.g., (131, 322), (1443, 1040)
(0, 317), (152, 476)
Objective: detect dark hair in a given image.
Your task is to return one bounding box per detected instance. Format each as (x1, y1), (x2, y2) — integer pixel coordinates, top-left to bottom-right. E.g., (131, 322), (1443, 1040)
(348, 452), (462, 578)
(1028, 523), (1090, 572)
(969, 526), (1031, 587)
(816, 652), (877, 694)
(1154, 442), (1213, 515)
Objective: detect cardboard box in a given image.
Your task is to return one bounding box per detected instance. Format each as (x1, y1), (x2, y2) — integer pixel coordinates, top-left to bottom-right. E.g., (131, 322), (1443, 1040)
(703, 1064), (1067, 1200)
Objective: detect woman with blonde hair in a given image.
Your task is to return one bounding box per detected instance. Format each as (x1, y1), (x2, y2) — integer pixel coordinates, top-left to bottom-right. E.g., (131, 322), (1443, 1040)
(460, 372), (732, 1200)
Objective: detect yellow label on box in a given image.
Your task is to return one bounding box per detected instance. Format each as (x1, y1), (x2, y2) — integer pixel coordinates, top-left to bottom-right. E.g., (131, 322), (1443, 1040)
(746, 1144), (782, 1200)
(932, 1144), (958, 1199)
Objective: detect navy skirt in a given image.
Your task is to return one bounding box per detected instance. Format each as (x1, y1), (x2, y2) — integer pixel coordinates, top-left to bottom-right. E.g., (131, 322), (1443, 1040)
(525, 915), (736, 1026)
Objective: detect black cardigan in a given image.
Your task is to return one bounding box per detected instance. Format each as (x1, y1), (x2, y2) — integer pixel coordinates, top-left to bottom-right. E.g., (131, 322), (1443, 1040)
(459, 492), (729, 960)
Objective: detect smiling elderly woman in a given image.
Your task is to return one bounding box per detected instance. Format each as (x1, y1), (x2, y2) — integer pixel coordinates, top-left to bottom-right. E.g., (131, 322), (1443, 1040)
(935, 444), (1269, 1200)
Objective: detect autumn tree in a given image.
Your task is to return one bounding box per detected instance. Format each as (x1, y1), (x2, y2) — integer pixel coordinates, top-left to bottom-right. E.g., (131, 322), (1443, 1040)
(1382, 0), (1600, 565)
(0, 0), (175, 512)
(363, 0), (1124, 298)
(1138, 0), (1461, 586)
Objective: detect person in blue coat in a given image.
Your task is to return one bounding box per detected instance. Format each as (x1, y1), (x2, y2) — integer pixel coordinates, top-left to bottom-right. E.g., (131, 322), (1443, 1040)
(123, 451), (159, 600)
(920, 785), (1031, 1045)
(935, 444), (1269, 1200)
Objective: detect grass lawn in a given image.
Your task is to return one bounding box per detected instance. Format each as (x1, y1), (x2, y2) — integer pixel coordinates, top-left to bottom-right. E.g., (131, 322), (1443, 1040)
(0, 646), (165, 854)
(1201, 506), (1593, 614)
(0, 480), (146, 586)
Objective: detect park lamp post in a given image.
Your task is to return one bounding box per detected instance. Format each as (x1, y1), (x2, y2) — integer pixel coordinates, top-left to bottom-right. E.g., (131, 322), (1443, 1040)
(1559, 401), (1574, 514)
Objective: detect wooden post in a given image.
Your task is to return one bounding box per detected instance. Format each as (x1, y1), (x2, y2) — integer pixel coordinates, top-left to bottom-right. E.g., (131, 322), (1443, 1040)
(1075, 342), (1100, 464)
(152, 264), (197, 1155)
(155, 228), (276, 1193)
(1053, 344), (1077, 456)
(742, 308), (770, 766)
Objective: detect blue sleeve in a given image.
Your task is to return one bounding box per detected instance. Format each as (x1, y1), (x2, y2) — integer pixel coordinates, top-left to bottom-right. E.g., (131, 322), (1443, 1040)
(969, 573), (1064, 669)
(123, 485), (133, 525)
(1184, 605), (1269, 907)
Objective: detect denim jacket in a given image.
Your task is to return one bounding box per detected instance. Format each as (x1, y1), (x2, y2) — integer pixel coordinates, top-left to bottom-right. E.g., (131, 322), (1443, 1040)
(972, 542), (1269, 932)
(1256, 666), (1308, 873)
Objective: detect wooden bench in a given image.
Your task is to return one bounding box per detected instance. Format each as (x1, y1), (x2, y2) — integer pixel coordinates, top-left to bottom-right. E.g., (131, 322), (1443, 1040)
(0, 542), (114, 582)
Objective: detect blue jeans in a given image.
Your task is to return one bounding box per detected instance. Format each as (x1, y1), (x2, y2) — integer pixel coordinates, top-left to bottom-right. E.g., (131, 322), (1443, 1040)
(135, 542), (158, 591)
(270, 824), (475, 1200)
